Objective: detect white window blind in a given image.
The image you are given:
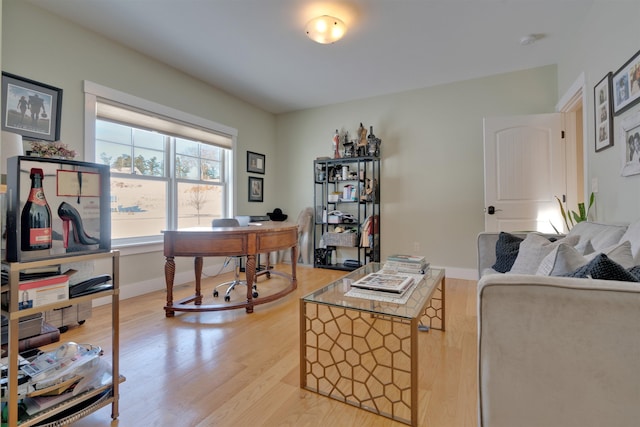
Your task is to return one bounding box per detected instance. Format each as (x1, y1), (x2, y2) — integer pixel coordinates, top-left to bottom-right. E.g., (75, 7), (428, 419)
(96, 99), (232, 149)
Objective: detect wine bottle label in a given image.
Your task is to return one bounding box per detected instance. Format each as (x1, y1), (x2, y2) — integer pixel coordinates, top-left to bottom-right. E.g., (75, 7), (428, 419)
(29, 228), (52, 245)
(28, 188), (48, 206)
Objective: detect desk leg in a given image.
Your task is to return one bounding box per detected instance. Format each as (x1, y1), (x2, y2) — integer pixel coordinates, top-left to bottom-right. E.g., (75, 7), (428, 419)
(194, 256), (203, 305)
(164, 256), (176, 317)
(291, 245), (298, 286)
(245, 254), (256, 313)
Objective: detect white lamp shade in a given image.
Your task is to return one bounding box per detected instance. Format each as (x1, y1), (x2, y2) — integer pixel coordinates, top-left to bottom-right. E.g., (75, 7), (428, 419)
(1, 131), (24, 175)
(305, 15), (347, 44)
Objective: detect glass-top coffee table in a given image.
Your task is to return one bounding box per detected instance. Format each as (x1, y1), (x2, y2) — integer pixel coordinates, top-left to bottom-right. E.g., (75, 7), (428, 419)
(299, 262), (445, 426)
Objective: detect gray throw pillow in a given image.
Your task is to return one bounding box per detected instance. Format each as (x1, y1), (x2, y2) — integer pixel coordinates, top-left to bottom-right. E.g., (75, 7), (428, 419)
(509, 233), (579, 275)
(537, 240), (636, 276)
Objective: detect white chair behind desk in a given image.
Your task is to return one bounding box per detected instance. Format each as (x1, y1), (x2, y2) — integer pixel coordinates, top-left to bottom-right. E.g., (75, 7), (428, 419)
(211, 218), (259, 301)
(274, 207), (314, 265)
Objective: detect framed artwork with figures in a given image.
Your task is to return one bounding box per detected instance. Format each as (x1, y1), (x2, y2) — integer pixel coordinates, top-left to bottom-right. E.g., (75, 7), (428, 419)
(1, 72), (63, 141)
(619, 106), (640, 177)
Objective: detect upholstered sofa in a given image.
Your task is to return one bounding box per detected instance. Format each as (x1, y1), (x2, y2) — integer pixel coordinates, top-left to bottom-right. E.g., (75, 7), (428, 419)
(476, 221), (640, 427)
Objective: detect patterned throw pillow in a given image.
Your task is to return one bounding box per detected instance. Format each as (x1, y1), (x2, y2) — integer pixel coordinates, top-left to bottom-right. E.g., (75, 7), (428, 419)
(492, 232), (523, 273)
(562, 253), (640, 282)
(628, 265), (640, 281)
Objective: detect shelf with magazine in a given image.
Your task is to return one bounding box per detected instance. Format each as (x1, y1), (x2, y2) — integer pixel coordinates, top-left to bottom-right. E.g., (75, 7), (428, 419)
(313, 155), (380, 271)
(1, 249), (123, 426)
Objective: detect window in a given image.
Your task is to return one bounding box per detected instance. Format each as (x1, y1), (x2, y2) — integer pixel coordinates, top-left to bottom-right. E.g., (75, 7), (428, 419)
(84, 81), (237, 246)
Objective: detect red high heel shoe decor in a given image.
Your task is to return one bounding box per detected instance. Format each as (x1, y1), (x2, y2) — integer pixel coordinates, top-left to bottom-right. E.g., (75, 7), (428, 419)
(58, 202), (100, 248)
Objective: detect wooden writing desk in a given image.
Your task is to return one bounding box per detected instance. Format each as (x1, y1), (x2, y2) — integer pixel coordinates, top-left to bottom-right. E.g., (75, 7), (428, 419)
(163, 222), (298, 316)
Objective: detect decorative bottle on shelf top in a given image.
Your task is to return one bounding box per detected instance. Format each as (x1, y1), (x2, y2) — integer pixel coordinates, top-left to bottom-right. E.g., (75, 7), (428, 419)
(367, 126), (381, 157)
(21, 168), (52, 251)
(333, 129), (341, 158)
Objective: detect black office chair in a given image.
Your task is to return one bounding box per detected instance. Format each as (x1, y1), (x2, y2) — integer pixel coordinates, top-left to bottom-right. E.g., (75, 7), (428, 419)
(211, 218), (259, 302)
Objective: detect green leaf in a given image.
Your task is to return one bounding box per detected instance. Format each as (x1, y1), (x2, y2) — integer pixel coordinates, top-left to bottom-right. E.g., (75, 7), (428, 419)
(577, 202), (586, 221)
(556, 196), (570, 231)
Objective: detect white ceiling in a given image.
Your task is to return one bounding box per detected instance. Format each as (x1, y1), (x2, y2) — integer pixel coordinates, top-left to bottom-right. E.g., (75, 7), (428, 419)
(26, 0), (595, 114)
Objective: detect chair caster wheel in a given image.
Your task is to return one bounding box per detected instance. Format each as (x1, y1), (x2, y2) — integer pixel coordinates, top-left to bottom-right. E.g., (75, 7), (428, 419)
(253, 291), (259, 298)
(213, 290), (219, 298)
(266, 272), (271, 279)
(224, 295), (231, 302)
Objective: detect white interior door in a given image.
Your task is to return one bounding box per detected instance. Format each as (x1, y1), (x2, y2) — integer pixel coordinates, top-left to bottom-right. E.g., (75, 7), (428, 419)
(483, 113), (565, 232)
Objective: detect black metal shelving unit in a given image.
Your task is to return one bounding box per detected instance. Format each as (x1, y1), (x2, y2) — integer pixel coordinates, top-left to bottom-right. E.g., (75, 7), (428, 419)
(313, 156), (380, 271)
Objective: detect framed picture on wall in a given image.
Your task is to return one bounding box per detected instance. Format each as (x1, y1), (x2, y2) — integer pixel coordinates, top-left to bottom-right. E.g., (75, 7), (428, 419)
(1, 72), (63, 141)
(247, 151), (265, 174)
(248, 176), (263, 202)
(619, 105), (640, 177)
(594, 72), (614, 152)
(612, 48), (640, 116)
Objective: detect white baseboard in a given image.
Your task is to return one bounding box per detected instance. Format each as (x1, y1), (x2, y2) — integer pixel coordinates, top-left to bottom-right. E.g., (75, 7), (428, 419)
(92, 263), (229, 307)
(93, 262), (476, 307)
(438, 266), (478, 281)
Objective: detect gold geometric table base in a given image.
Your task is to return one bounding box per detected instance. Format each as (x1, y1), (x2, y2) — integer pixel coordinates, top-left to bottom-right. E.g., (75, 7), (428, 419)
(300, 272), (445, 426)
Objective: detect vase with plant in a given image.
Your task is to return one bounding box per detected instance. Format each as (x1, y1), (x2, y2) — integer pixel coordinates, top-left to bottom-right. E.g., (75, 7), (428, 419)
(551, 192), (595, 233)
(30, 141), (76, 160)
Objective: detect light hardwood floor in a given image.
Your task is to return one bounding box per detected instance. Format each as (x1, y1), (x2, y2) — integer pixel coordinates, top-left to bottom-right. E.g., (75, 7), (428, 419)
(53, 264), (478, 427)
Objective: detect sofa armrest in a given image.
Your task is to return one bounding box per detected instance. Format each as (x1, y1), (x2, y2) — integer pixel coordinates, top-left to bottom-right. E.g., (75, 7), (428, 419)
(477, 232), (501, 277)
(478, 274), (640, 427)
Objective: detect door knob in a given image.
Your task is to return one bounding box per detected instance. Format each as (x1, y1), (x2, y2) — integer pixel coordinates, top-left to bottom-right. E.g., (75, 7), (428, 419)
(485, 206), (502, 215)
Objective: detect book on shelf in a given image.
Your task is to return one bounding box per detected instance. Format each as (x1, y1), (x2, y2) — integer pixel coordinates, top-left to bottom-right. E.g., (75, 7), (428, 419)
(0, 322), (60, 354)
(351, 271), (415, 294)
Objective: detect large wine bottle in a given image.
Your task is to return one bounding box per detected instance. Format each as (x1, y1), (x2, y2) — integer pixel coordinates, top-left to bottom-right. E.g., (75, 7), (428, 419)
(21, 168), (52, 251)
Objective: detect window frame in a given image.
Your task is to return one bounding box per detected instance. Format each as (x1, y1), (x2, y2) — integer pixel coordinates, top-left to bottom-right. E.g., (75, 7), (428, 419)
(83, 81), (238, 253)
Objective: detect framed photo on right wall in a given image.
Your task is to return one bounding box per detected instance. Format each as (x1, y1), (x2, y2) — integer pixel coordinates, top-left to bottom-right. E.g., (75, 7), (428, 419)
(619, 106), (640, 177)
(612, 48), (640, 115)
(594, 72), (614, 152)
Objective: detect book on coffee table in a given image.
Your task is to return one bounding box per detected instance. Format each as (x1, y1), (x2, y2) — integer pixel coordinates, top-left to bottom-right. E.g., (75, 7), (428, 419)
(385, 254), (429, 273)
(351, 271), (415, 294)
(386, 254), (426, 264)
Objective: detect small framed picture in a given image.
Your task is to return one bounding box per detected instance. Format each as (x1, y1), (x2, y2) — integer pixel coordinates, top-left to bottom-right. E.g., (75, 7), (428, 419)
(247, 151), (265, 174)
(612, 48), (640, 116)
(248, 176), (263, 202)
(619, 105), (640, 177)
(1, 72), (63, 141)
(594, 72), (614, 152)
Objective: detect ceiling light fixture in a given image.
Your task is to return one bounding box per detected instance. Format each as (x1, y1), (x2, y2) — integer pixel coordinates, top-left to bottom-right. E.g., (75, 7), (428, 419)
(305, 15), (347, 44)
